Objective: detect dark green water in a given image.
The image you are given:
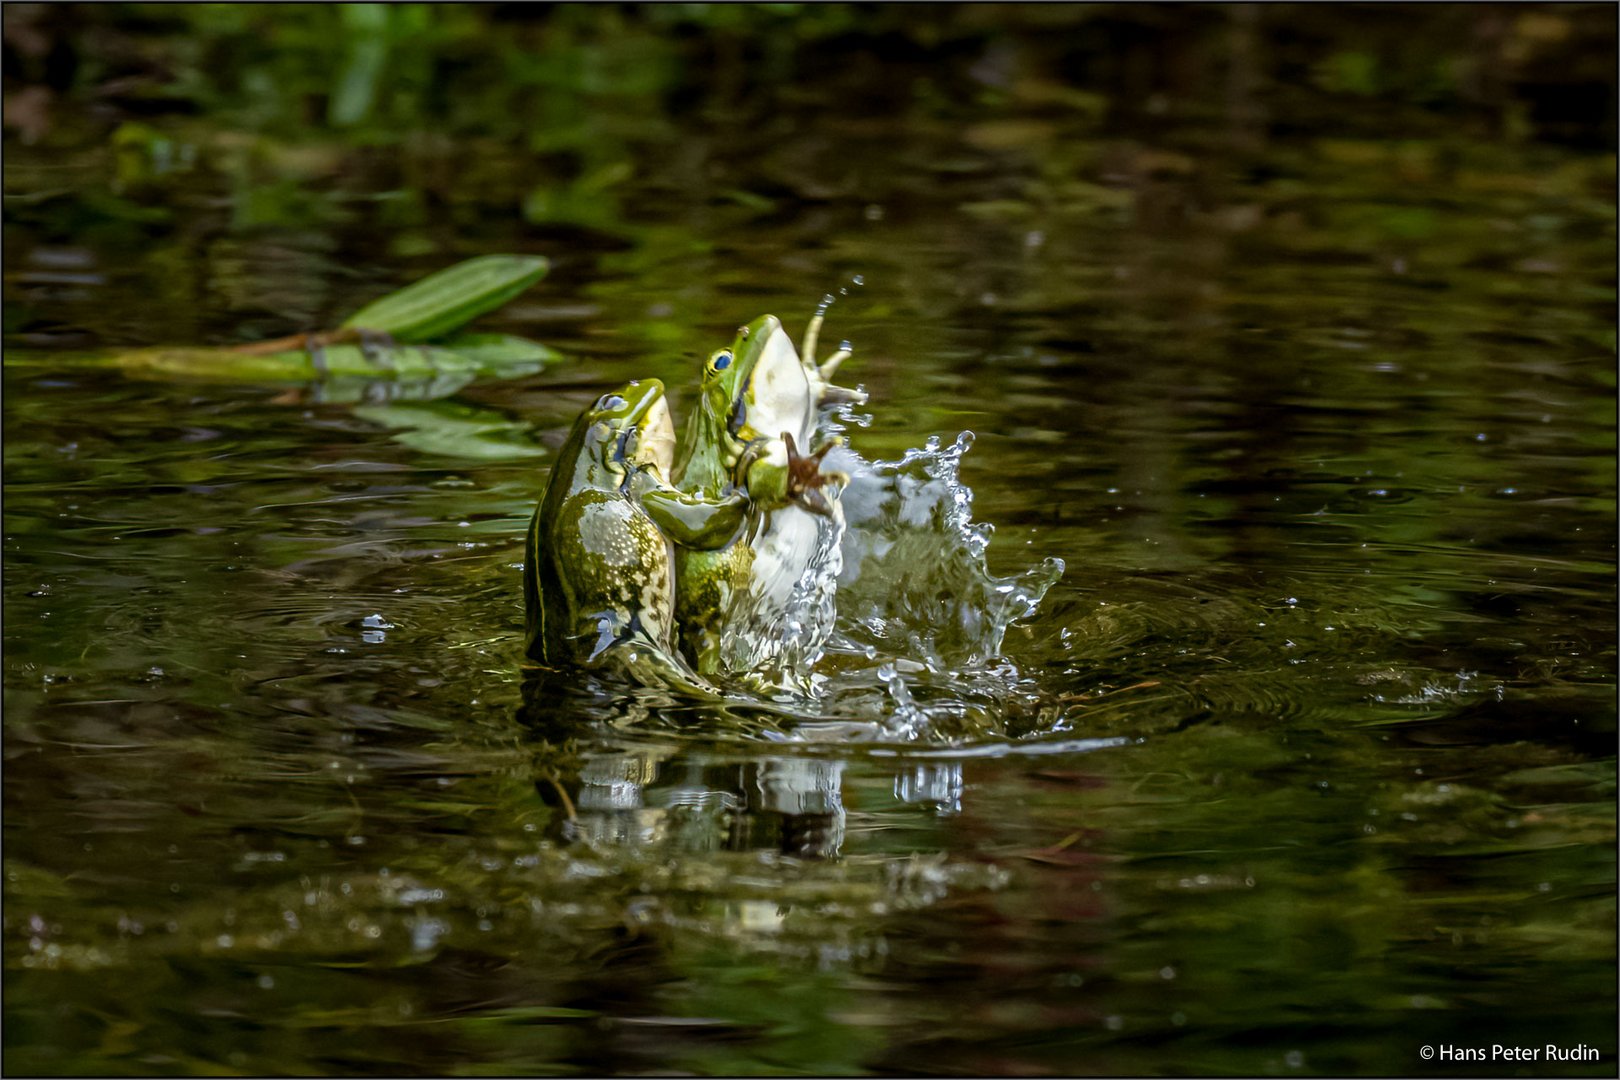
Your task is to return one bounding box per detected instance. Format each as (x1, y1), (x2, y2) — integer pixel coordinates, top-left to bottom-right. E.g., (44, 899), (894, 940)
(4, 6), (1616, 1076)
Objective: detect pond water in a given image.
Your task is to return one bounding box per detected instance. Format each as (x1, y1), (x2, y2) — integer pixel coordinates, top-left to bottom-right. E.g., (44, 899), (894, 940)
(4, 7), (1616, 1076)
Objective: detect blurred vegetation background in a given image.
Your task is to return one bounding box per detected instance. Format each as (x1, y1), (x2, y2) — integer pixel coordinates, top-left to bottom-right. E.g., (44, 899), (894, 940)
(4, 2), (1614, 351)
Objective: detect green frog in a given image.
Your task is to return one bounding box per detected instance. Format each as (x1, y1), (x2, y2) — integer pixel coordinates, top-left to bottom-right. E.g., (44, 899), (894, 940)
(523, 378), (752, 692)
(673, 312), (861, 679)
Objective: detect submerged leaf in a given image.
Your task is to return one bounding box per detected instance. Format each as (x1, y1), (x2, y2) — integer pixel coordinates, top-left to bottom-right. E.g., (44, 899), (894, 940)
(353, 399), (546, 460)
(111, 333), (555, 386)
(341, 254), (550, 341)
(115, 343), (470, 381)
(436, 332), (562, 368)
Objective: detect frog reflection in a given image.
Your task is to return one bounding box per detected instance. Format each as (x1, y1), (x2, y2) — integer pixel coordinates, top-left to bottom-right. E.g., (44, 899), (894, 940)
(559, 746), (848, 859)
(516, 679), (963, 861)
(894, 762), (965, 815)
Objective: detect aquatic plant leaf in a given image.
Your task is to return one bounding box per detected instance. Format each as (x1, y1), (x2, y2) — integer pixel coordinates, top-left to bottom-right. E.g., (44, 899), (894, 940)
(436, 332), (562, 368)
(340, 254), (550, 341)
(114, 343), (475, 382)
(110, 334), (555, 386)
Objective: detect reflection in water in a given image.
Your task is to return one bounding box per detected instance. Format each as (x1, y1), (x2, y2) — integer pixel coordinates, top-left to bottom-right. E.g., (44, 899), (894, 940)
(568, 746), (671, 848)
(522, 678), (969, 869)
(895, 762), (965, 815)
(552, 738), (877, 861)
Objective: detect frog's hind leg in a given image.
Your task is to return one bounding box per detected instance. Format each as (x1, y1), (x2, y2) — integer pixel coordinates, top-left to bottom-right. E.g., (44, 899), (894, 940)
(801, 310), (863, 406)
(801, 309), (852, 380)
(585, 609), (723, 700)
(616, 645), (724, 702)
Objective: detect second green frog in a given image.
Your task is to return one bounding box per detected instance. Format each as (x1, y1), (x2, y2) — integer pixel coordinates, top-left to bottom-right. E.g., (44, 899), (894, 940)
(673, 311), (865, 684)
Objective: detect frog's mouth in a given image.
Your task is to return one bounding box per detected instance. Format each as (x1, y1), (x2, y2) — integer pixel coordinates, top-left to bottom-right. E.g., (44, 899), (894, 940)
(636, 392), (677, 477)
(606, 379), (675, 477)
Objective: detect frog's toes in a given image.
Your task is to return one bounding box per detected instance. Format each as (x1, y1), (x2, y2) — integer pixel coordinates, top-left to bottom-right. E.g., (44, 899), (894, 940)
(818, 347), (851, 379)
(793, 486), (835, 518)
(820, 382), (867, 406)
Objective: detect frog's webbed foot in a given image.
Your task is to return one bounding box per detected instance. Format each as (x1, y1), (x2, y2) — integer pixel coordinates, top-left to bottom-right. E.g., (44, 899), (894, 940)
(819, 381), (867, 407)
(782, 431), (847, 518)
(818, 347), (851, 380)
(587, 612), (723, 699)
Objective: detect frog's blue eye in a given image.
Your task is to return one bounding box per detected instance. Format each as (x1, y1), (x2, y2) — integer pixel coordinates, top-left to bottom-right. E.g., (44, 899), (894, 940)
(597, 394), (626, 411)
(713, 351), (732, 371)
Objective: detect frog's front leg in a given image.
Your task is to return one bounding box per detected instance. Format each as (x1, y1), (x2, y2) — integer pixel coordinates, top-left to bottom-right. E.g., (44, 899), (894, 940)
(736, 436), (794, 508)
(782, 431), (849, 517)
(632, 470), (749, 549)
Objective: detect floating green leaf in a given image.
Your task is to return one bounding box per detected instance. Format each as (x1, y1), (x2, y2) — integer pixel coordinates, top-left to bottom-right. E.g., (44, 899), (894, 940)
(340, 254), (550, 341)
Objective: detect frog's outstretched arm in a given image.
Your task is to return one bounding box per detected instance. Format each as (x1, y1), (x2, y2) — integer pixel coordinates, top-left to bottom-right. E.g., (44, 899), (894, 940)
(631, 471), (749, 549)
(738, 438), (792, 508)
(782, 431), (848, 517)
(736, 433), (845, 518)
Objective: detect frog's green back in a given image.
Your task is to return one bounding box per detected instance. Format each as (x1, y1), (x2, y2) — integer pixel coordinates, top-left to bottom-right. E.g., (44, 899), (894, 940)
(523, 403), (602, 664)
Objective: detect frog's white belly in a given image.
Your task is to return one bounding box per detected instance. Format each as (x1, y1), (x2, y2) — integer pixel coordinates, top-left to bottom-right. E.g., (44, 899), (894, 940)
(751, 504), (826, 610)
(721, 496), (846, 684)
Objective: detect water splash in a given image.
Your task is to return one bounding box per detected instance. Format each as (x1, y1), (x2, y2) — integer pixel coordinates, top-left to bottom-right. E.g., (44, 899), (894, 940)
(833, 431), (1065, 672)
(877, 661), (929, 735)
(706, 304), (1063, 718)
(718, 498), (848, 694)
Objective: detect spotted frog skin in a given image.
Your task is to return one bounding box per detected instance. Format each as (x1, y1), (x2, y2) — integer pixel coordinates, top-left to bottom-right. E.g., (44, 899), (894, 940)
(671, 313), (861, 676)
(523, 379), (747, 691)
